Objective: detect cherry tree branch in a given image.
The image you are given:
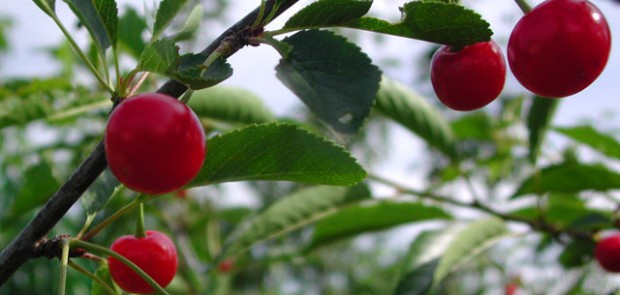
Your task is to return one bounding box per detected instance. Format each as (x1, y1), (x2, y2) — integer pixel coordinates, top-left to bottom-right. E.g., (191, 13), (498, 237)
(0, 0), (299, 285)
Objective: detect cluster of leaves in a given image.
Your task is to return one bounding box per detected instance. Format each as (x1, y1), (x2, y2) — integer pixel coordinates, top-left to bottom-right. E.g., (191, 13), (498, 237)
(0, 0), (619, 294)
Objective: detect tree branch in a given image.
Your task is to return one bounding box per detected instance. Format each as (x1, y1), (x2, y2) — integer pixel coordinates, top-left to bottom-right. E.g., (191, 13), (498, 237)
(0, 0), (299, 285)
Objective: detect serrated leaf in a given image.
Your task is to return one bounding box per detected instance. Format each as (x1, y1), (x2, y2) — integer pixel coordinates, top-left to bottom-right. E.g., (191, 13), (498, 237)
(93, 0), (118, 47)
(393, 259), (439, 295)
(91, 265), (119, 295)
(33, 0), (56, 17)
(433, 218), (509, 285)
(137, 38), (179, 74)
(283, 0), (372, 30)
(527, 96), (559, 164)
(188, 86), (274, 125)
(375, 78), (457, 159)
(118, 7), (146, 58)
(512, 162), (620, 198)
(173, 4), (203, 41)
(554, 125), (620, 160)
(173, 53), (232, 89)
(63, 0), (113, 50)
(82, 169), (119, 216)
(153, 0), (188, 40)
(188, 122), (367, 187)
(308, 201), (451, 250)
(276, 30), (381, 134)
(345, 2), (491, 47)
(224, 184), (371, 258)
(10, 160), (60, 217)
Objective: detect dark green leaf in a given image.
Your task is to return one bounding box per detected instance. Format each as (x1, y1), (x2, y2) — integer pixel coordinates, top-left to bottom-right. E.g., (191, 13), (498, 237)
(375, 78), (457, 159)
(33, 0), (56, 17)
(173, 4), (203, 41)
(82, 169), (119, 216)
(568, 213), (611, 231)
(554, 125), (620, 160)
(527, 96), (559, 164)
(308, 201), (451, 250)
(189, 86), (274, 125)
(118, 7), (147, 58)
(433, 218), (509, 285)
(137, 38), (179, 74)
(93, 0), (118, 47)
(559, 239), (596, 268)
(173, 54), (232, 89)
(224, 184), (371, 258)
(11, 160), (60, 217)
(63, 0), (113, 50)
(512, 162), (620, 198)
(276, 30), (381, 134)
(188, 122), (367, 186)
(509, 194), (608, 229)
(345, 2), (491, 47)
(153, 0), (188, 40)
(393, 259), (439, 295)
(283, 0), (372, 30)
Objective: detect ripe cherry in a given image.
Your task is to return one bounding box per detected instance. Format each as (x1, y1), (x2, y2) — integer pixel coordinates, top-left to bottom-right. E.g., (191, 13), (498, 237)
(595, 234), (620, 272)
(430, 40), (506, 111)
(507, 0), (611, 98)
(218, 258), (234, 273)
(105, 93), (206, 194)
(108, 230), (178, 294)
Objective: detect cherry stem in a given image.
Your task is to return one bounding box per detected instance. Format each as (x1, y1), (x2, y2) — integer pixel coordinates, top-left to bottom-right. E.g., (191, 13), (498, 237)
(57, 239), (70, 295)
(135, 202), (147, 238)
(68, 261), (117, 295)
(70, 239), (170, 295)
(514, 0), (532, 13)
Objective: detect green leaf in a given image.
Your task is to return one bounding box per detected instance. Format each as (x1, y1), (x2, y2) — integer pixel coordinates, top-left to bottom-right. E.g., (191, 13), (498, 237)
(508, 194), (608, 229)
(554, 125), (620, 160)
(81, 169), (119, 216)
(393, 259), (439, 295)
(375, 78), (457, 159)
(451, 112), (493, 141)
(559, 239), (596, 268)
(153, 0), (188, 40)
(345, 2), (491, 47)
(224, 184), (371, 258)
(11, 160), (60, 217)
(433, 218), (509, 286)
(91, 265), (119, 295)
(118, 7), (147, 58)
(173, 4), (203, 41)
(527, 96), (559, 164)
(512, 162), (620, 198)
(172, 54), (232, 89)
(137, 38), (179, 74)
(276, 30), (381, 134)
(63, 0), (114, 50)
(33, 0), (56, 17)
(308, 201), (451, 250)
(188, 122), (367, 187)
(188, 86), (275, 125)
(93, 0), (118, 47)
(283, 0), (373, 30)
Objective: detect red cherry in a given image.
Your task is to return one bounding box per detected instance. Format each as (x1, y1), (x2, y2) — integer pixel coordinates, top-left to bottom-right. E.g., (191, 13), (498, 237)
(595, 234), (620, 272)
(108, 230), (178, 294)
(105, 93), (206, 194)
(507, 0), (611, 98)
(430, 40), (506, 111)
(218, 259), (234, 273)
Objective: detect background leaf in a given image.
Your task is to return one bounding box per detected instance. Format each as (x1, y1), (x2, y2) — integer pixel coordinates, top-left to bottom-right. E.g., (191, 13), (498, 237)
(283, 0), (372, 30)
(10, 160), (60, 218)
(224, 184), (371, 258)
(375, 78), (457, 159)
(276, 30), (381, 134)
(189, 86), (274, 125)
(153, 0), (188, 40)
(393, 259), (439, 295)
(512, 162), (620, 198)
(554, 125), (620, 160)
(173, 4), (203, 41)
(91, 265), (120, 295)
(345, 2), (491, 47)
(188, 122), (367, 187)
(308, 201), (451, 250)
(527, 96), (559, 164)
(118, 7), (147, 58)
(81, 169), (119, 216)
